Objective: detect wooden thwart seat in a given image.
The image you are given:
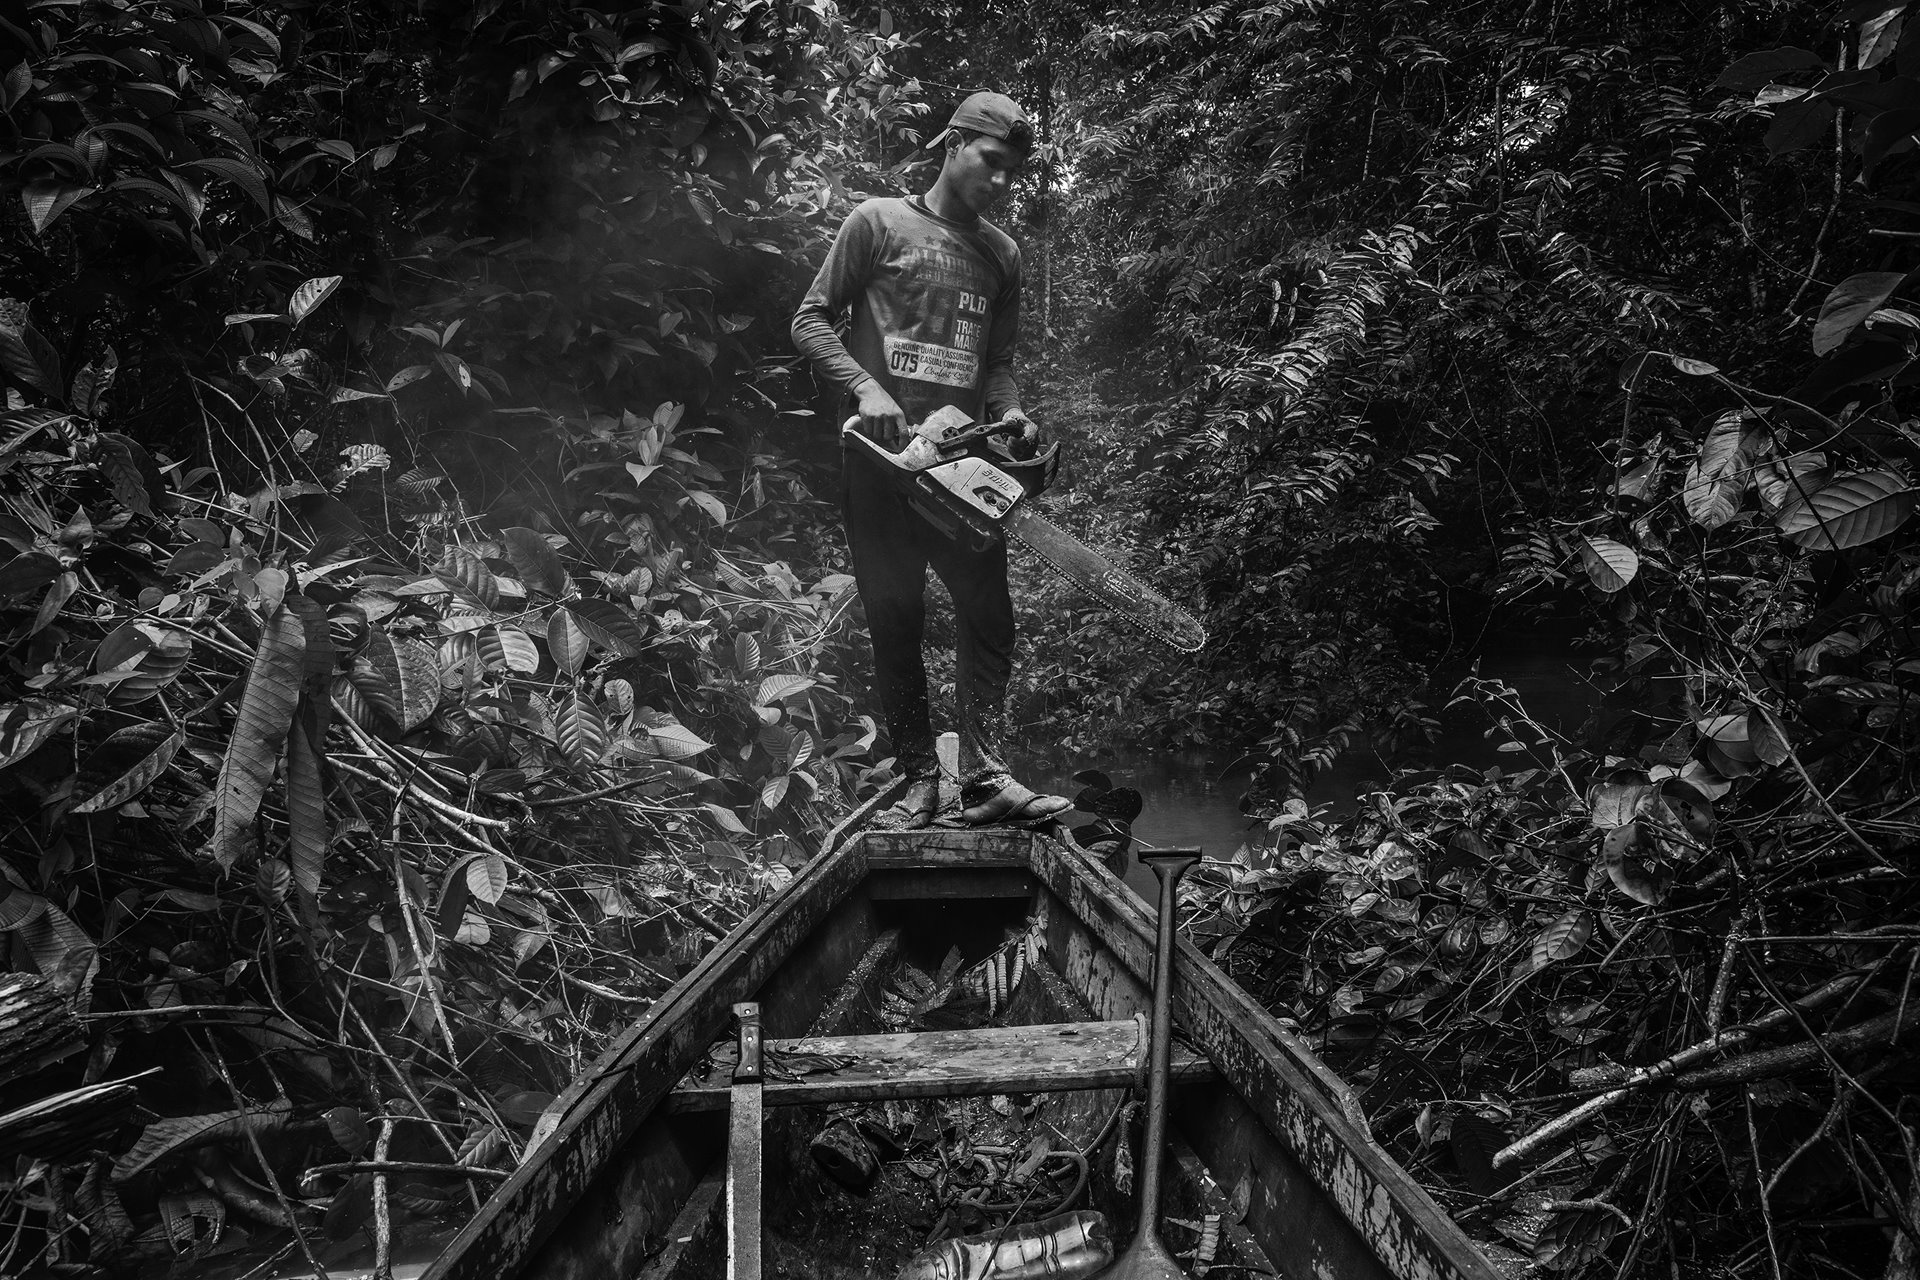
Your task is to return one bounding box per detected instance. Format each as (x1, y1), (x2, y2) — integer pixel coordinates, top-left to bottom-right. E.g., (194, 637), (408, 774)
(668, 1020), (1214, 1112)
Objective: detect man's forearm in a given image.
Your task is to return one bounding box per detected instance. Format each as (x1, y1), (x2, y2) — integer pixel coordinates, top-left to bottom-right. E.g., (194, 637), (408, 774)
(790, 303), (875, 397)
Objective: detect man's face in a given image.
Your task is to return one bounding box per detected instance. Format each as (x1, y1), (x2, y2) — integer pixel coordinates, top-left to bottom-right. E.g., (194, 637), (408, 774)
(944, 133), (1026, 216)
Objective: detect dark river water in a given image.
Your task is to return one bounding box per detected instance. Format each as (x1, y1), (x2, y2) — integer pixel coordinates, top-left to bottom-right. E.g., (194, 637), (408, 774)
(1018, 637), (1598, 895)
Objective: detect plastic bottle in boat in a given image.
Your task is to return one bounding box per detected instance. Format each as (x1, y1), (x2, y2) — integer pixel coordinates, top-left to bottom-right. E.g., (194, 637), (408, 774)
(894, 1211), (1113, 1280)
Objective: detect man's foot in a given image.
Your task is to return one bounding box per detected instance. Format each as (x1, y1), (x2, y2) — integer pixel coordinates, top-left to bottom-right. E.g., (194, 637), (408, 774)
(958, 773), (1072, 826)
(880, 776), (940, 830)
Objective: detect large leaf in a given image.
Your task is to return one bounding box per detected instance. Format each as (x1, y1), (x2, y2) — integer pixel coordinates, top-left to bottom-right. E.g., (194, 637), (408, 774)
(437, 544), (500, 610)
(22, 181), (97, 237)
(0, 700), (81, 770)
(0, 552), (61, 604)
(209, 605), (307, 869)
(1598, 824), (1664, 905)
(284, 711), (327, 895)
(1533, 1204), (1623, 1272)
(1715, 46), (1826, 89)
(288, 275), (342, 324)
(70, 347), (119, 416)
(1577, 537), (1638, 593)
(362, 630), (441, 731)
(565, 599), (645, 657)
(112, 1101), (292, 1181)
(733, 632), (762, 677)
(1529, 909), (1593, 971)
(481, 626), (541, 674)
(1775, 469), (1916, 549)
(647, 721), (713, 761)
(555, 693), (608, 767)
(182, 157), (272, 214)
(754, 674), (816, 705)
(72, 724), (181, 813)
(0, 311), (64, 398)
(1813, 271), (1906, 355)
(96, 433), (162, 517)
(547, 610), (590, 677)
(500, 527), (570, 597)
(109, 626), (193, 704)
(1681, 414), (1761, 529)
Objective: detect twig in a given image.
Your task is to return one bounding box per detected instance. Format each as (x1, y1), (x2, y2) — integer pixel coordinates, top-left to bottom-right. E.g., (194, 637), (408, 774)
(1494, 971), (1865, 1166)
(525, 770), (676, 809)
(371, 1117), (394, 1280)
(1669, 997), (1920, 1091)
(304, 1160), (511, 1182)
(1746, 1093), (1785, 1280)
(194, 1033), (329, 1280)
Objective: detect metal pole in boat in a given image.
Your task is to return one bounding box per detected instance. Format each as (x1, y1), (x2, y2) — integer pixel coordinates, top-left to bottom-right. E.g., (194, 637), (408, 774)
(1107, 847), (1201, 1280)
(727, 1002), (763, 1280)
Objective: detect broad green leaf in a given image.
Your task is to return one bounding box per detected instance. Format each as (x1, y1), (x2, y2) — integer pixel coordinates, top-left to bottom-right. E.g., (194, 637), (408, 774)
(500, 527), (570, 598)
(734, 631), (761, 677)
(1776, 469), (1916, 549)
(1695, 712), (1756, 761)
(437, 544), (499, 610)
(1682, 416), (1762, 529)
(1529, 909), (1592, 971)
(1714, 46), (1826, 90)
(255, 858), (291, 903)
(288, 275), (342, 324)
(686, 490), (728, 525)
(210, 605), (307, 869)
(183, 157), (272, 214)
(761, 773), (790, 809)
(1813, 271), (1905, 355)
(1598, 824), (1664, 905)
(1533, 1204), (1622, 1271)
(463, 850), (508, 904)
(109, 626), (192, 704)
(1577, 537), (1638, 593)
(548, 610), (589, 677)
(361, 629), (441, 732)
(1669, 355), (1719, 376)
(647, 722), (712, 760)
(703, 802), (750, 835)
(0, 552), (62, 604)
(1585, 769), (1648, 828)
(96, 433), (161, 518)
(491, 626), (540, 673)
(555, 693), (608, 767)
(23, 181), (97, 236)
(0, 311), (64, 398)
(754, 674), (816, 705)
(70, 347), (118, 416)
(0, 701), (81, 771)
(565, 599), (645, 657)
(72, 724), (180, 813)
(284, 714), (327, 895)
(1747, 710), (1791, 766)
(112, 1101), (292, 1181)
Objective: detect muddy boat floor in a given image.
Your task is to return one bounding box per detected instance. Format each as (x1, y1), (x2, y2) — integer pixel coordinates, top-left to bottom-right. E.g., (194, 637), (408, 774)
(649, 900), (1276, 1280)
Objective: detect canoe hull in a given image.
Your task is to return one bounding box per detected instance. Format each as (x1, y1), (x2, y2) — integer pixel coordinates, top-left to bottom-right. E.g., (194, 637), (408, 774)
(424, 828), (1497, 1280)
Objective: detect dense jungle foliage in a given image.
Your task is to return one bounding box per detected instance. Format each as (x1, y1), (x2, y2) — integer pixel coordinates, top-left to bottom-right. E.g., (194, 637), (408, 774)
(0, 0), (1917, 1277)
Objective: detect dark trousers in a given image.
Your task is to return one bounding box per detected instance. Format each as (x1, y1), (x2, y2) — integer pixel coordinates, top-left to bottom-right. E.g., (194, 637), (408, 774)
(841, 443), (1015, 783)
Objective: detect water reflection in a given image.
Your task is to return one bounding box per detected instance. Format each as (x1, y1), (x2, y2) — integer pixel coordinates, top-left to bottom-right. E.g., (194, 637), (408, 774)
(1019, 641), (1600, 896)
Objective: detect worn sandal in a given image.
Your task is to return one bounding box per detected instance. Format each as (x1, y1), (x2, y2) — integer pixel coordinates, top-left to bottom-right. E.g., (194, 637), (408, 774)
(880, 776), (940, 830)
(958, 774), (1072, 826)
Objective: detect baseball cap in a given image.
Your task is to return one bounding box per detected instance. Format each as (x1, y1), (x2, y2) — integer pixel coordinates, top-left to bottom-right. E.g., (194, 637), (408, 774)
(925, 91), (1032, 151)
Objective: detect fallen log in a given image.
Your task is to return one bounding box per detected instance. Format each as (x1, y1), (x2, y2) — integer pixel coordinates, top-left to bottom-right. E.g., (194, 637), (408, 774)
(0, 972), (84, 1085)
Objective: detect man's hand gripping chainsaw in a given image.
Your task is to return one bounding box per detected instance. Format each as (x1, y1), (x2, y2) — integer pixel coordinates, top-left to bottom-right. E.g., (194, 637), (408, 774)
(843, 407), (1207, 654)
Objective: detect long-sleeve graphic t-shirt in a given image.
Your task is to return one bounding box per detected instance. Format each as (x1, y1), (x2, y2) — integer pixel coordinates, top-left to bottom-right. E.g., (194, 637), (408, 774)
(791, 196), (1023, 427)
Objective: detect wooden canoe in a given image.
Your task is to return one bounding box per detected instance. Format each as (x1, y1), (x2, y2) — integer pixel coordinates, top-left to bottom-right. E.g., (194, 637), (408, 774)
(422, 825), (1498, 1280)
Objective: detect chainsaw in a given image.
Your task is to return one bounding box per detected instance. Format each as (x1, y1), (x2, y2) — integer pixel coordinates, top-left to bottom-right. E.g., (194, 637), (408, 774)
(842, 407), (1207, 654)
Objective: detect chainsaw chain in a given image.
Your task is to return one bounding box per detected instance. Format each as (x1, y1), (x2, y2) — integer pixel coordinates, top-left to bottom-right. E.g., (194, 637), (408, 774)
(1008, 512), (1208, 654)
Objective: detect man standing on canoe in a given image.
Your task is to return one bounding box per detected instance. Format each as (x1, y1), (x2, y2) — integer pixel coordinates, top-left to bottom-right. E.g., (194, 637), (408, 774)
(791, 91), (1071, 830)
